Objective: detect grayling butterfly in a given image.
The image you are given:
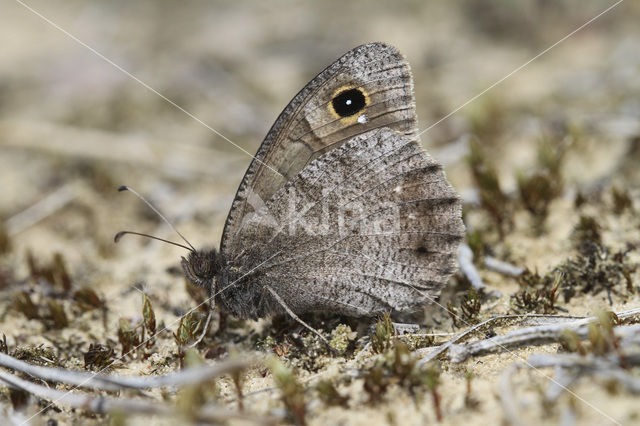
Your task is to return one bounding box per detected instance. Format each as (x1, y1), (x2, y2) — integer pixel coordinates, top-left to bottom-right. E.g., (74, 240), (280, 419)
(119, 43), (464, 326)
(180, 42), (464, 319)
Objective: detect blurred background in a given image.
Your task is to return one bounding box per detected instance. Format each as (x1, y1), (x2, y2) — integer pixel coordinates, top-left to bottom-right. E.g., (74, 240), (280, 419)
(1, 1), (639, 423)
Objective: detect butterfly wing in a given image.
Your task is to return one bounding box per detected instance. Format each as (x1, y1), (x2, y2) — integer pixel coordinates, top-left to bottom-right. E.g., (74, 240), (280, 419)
(232, 128), (464, 316)
(221, 43), (417, 255)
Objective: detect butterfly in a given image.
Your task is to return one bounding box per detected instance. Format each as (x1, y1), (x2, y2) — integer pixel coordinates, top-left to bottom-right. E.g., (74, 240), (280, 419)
(177, 42), (465, 321)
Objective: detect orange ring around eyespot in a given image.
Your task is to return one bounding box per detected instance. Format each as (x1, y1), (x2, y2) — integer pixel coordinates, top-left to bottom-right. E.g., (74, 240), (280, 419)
(328, 86), (370, 124)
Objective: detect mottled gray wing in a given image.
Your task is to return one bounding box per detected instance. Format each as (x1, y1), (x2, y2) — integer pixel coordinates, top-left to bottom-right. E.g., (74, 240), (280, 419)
(221, 43), (417, 255)
(234, 128), (464, 316)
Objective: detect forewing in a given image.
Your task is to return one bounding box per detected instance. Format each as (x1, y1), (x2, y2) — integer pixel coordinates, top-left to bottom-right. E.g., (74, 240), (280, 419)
(234, 129), (464, 316)
(221, 43), (417, 254)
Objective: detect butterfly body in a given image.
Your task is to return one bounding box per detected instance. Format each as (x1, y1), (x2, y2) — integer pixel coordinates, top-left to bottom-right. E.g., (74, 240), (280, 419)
(182, 249), (279, 319)
(181, 43), (464, 319)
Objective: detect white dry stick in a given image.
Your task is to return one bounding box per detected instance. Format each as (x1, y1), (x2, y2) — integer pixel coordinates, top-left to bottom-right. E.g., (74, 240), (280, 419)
(5, 182), (78, 236)
(560, 405), (577, 426)
(447, 311), (640, 363)
(525, 338), (640, 407)
(391, 322), (421, 335)
(354, 342), (372, 362)
(417, 308), (640, 364)
(416, 313), (585, 365)
(0, 353), (252, 391)
(498, 363), (525, 426)
(529, 352), (640, 370)
(416, 314), (513, 365)
(457, 243), (486, 290)
(545, 365), (579, 402)
(484, 255), (524, 277)
(580, 367), (640, 393)
(0, 368), (273, 424)
(460, 241), (525, 281)
(244, 369), (329, 399)
(528, 352), (640, 394)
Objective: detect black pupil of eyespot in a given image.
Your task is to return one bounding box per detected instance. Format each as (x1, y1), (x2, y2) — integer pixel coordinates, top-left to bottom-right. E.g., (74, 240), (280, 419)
(332, 88), (366, 117)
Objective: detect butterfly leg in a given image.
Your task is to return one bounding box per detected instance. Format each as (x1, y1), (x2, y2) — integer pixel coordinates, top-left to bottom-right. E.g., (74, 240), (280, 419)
(264, 285), (335, 352)
(189, 281), (216, 347)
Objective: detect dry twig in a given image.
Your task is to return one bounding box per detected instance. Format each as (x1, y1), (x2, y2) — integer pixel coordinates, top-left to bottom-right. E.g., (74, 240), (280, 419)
(0, 353), (253, 391)
(416, 313), (584, 364)
(457, 243), (486, 290)
(447, 312), (640, 363)
(498, 363), (524, 426)
(485, 255), (525, 277)
(528, 352), (640, 394)
(0, 368), (274, 424)
(498, 325), (640, 422)
(418, 308), (640, 364)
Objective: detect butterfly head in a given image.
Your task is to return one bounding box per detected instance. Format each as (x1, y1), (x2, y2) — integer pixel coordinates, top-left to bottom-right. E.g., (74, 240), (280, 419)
(181, 249), (222, 291)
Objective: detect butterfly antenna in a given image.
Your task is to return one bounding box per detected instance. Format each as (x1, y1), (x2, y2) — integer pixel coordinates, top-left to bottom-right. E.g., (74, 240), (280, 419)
(114, 231), (193, 251)
(118, 185), (196, 251)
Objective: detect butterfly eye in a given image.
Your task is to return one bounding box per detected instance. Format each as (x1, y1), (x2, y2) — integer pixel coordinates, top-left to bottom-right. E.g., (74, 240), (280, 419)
(331, 88), (367, 117)
(195, 259), (210, 277)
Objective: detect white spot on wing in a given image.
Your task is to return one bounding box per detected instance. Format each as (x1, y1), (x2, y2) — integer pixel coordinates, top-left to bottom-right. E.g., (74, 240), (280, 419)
(357, 114), (368, 124)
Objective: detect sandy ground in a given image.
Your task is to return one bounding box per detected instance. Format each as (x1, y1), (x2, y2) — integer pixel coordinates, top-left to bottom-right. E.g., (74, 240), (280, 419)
(1, 1), (639, 425)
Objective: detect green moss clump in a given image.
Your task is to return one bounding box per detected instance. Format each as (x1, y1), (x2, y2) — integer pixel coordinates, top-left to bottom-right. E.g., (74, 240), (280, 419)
(173, 311), (205, 347)
(512, 239), (636, 313)
(362, 341), (443, 410)
(516, 136), (565, 233)
(83, 343), (115, 370)
(517, 172), (557, 233)
(270, 359), (307, 425)
(511, 269), (559, 314)
(11, 345), (58, 366)
(558, 242), (635, 303)
(371, 313), (395, 354)
(447, 289), (482, 327)
(329, 324), (356, 355)
(14, 291), (39, 320)
(611, 186), (634, 215)
(467, 140), (512, 238)
(72, 288), (104, 311)
(315, 379), (348, 407)
(571, 215), (602, 247)
(47, 300), (69, 329)
(27, 251), (72, 292)
(118, 318), (142, 358)
(0, 222), (10, 255)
